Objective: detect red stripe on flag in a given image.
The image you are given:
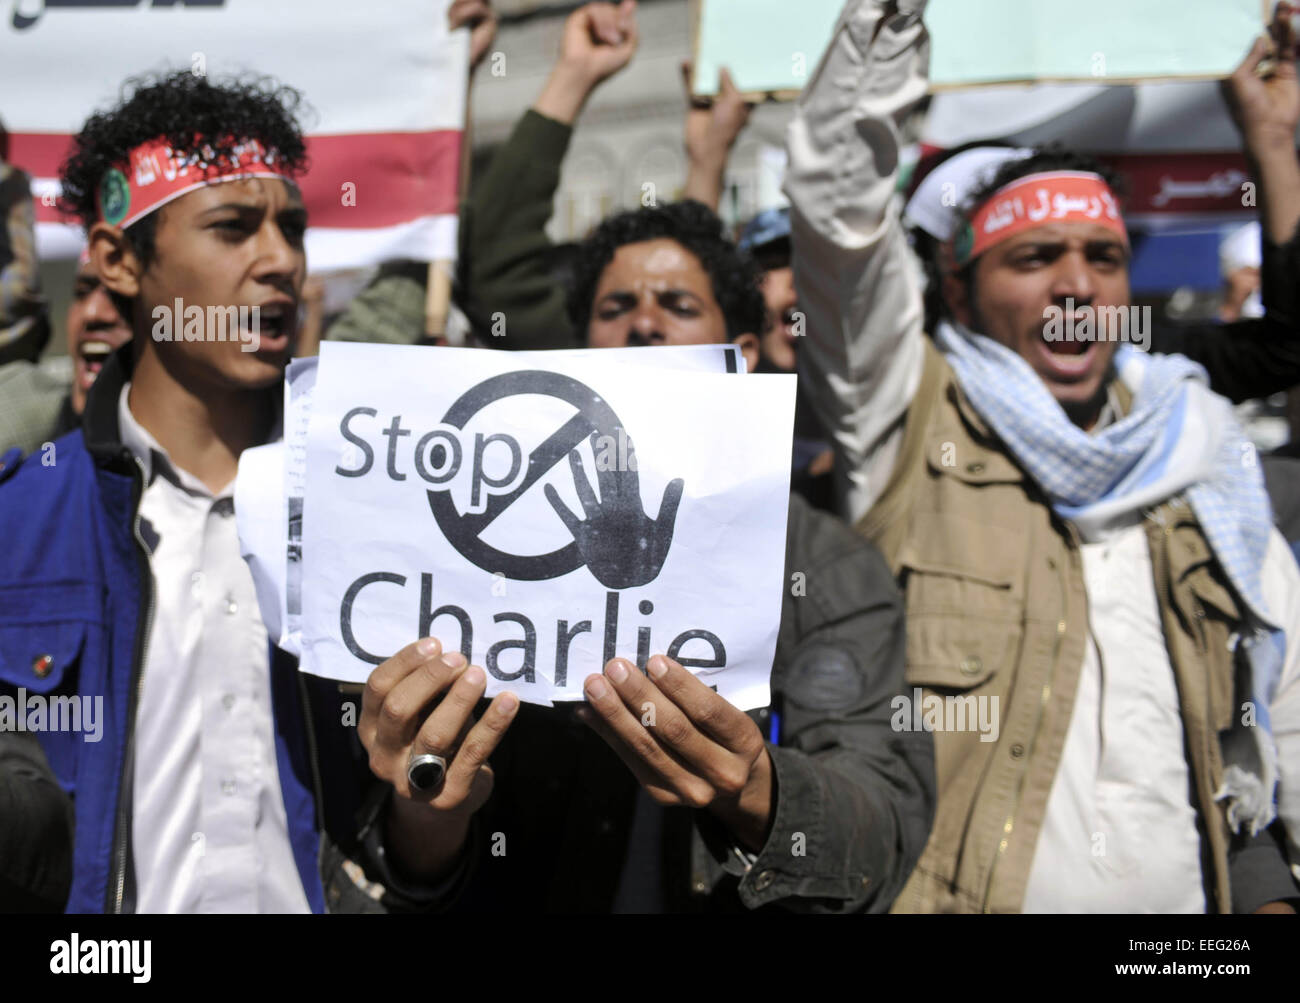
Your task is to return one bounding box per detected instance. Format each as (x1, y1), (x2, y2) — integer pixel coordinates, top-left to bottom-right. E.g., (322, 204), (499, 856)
(11, 130), (461, 229)
(303, 132), (462, 227)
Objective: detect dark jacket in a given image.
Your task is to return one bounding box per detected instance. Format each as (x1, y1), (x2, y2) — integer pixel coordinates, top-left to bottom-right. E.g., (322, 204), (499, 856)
(0, 729), (74, 912)
(1149, 219), (1300, 404)
(0, 346), (453, 913)
(455, 492), (935, 913)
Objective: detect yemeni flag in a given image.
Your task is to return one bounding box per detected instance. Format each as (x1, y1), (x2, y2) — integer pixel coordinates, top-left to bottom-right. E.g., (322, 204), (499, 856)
(1, 0), (466, 271)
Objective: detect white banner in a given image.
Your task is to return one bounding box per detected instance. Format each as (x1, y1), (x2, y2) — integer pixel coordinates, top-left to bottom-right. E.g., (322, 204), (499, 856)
(2, 0), (466, 269)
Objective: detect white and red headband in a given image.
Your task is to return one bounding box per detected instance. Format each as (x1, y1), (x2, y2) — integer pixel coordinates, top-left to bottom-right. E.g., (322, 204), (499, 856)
(96, 136), (295, 229)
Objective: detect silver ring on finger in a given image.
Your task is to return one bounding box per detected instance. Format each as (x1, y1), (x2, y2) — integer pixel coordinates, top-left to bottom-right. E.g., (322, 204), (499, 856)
(406, 752), (449, 795)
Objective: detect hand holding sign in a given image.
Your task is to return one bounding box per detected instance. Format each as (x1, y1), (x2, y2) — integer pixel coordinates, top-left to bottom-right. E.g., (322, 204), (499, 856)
(543, 432), (685, 590)
(578, 654), (774, 852)
(358, 636), (520, 879)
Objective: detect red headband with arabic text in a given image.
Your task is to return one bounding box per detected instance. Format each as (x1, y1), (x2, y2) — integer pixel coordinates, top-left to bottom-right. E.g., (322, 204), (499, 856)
(952, 171), (1127, 268)
(96, 136), (295, 229)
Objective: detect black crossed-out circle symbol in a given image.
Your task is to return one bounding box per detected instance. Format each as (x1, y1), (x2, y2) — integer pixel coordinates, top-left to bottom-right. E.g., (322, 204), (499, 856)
(427, 370), (624, 580)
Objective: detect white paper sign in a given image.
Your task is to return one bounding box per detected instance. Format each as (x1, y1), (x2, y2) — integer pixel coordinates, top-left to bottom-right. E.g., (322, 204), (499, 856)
(292, 343), (794, 710)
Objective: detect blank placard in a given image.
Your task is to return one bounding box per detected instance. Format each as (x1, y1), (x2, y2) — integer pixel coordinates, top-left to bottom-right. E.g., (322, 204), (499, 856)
(690, 0), (1266, 97)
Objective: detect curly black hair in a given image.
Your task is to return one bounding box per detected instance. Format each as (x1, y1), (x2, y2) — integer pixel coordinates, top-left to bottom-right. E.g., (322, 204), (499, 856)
(59, 69), (309, 267)
(566, 200), (769, 342)
(915, 144), (1128, 330)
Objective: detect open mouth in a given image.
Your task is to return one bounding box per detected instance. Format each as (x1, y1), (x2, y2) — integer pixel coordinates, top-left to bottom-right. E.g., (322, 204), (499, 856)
(246, 303), (294, 350)
(1037, 332), (1096, 378)
(78, 340), (114, 390)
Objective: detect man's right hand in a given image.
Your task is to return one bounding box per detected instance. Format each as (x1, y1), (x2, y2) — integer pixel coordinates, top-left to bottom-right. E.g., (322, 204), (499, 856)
(358, 637), (519, 879)
(534, 0), (639, 125)
(681, 63), (753, 210)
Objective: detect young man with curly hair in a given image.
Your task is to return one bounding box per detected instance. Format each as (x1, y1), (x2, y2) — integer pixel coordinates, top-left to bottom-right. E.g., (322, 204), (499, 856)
(0, 70), (506, 913)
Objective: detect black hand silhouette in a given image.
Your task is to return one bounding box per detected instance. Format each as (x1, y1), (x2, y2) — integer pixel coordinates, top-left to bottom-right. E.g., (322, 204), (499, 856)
(543, 431), (684, 589)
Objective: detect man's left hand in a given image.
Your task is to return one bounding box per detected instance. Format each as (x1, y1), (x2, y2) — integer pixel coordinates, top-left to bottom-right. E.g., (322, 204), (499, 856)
(577, 654), (774, 852)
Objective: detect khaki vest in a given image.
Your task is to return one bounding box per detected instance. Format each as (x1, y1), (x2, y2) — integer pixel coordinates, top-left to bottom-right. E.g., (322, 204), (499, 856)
(860, 341), (1243, 913)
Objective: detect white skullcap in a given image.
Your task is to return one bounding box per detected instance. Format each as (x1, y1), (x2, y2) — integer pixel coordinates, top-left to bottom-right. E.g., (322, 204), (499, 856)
(1219, 220), (1262, 275)
(903, 146), (1034, 242)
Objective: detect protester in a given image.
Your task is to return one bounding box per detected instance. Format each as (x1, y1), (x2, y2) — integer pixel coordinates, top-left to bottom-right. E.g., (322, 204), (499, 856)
(737, 208), (834, 506)
(1218, 219), (1291, 452)
(906, 149), (1300, 411)
(1221, 220), (1264, 322)
(0, 253), (133, 456)
(377, 197), (932, 912)
(787, 0), (1300, 912)
(0, 69), (501, 913)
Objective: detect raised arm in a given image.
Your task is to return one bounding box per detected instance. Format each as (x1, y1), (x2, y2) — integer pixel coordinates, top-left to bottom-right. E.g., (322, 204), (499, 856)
(681, 65), (754, 212)
(455, 0), (639, 350)
(328, 1), (636, 350)
(1150, 12), (1300, 402)
(784, 0), (931, 521)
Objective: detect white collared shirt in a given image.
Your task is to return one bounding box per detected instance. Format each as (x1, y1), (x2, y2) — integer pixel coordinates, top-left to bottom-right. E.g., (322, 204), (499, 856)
(119, 384), (309, 914)
(1023, 518), (1204, 912)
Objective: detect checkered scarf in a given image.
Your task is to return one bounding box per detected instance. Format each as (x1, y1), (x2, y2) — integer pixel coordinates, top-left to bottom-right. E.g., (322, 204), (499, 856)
(936, 319), (1282, 834)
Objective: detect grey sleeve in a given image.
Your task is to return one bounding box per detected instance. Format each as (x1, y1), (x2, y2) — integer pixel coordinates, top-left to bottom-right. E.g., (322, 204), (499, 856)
(1228, 820), (1300, 914)
(694, 495), (935, 912)
(0, 360), (70, 458)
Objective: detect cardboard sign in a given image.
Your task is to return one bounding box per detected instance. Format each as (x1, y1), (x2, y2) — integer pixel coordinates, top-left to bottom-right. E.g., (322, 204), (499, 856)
(237, 344), (795, 711)
(928, 0), (1264, 88)
(690, 0), (1264, 97)
(691, 0), (842, 98)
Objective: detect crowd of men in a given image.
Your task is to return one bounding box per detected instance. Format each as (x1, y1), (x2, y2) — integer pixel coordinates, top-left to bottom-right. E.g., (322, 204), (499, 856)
(1, 0), (1299, 914)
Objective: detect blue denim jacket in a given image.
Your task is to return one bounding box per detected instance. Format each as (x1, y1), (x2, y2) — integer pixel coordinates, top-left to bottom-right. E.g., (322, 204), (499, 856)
(0, 350), (394, 913)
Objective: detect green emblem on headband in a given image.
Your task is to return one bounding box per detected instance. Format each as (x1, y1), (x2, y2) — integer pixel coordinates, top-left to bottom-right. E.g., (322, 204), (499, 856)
(953, 221), (974, 266)
(99, 168), (130, 226)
